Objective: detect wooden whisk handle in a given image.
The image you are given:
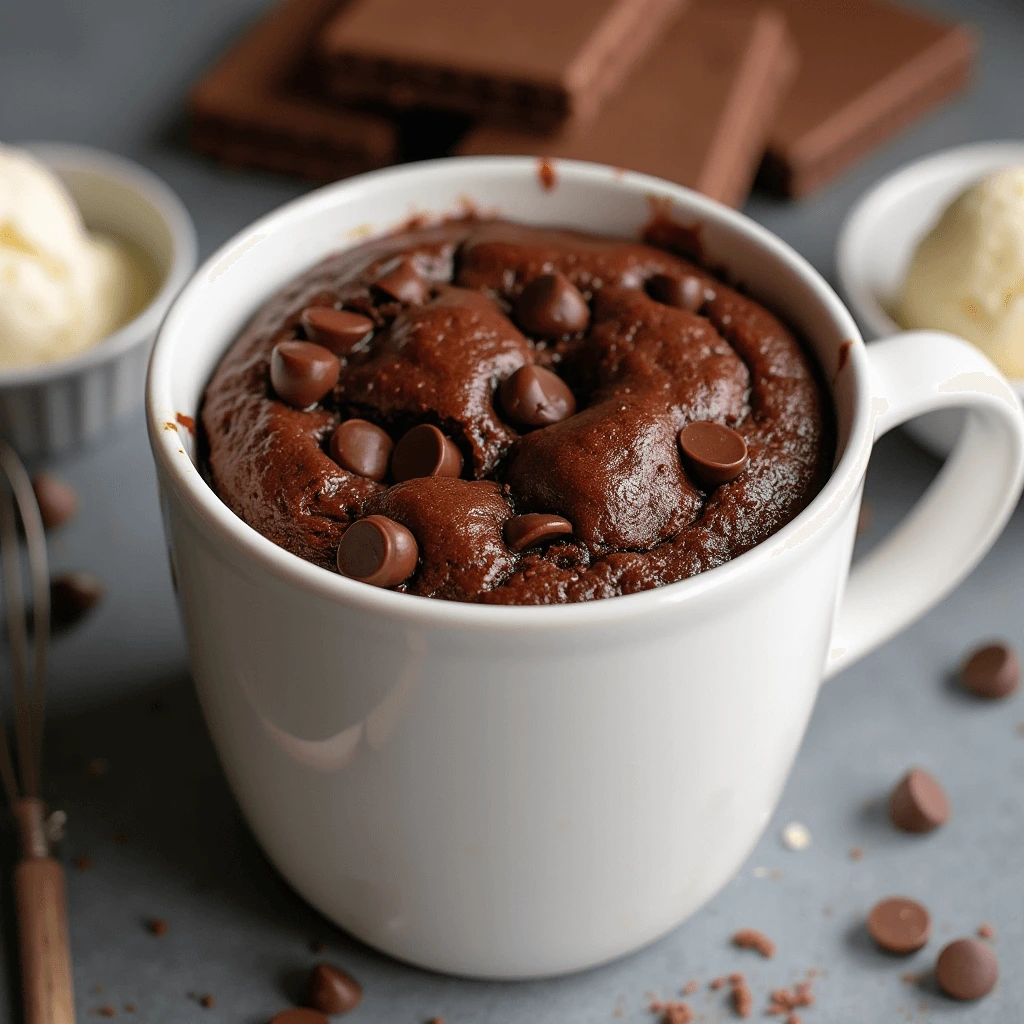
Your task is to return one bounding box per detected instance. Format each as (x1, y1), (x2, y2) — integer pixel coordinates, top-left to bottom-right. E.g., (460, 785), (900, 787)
(13, 799), (76, 1024)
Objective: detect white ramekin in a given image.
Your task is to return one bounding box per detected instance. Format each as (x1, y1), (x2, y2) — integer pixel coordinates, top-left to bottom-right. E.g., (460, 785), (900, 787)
(0, 143), (196, 459)
(148, 158), (1024, 978)
(837, 141), (1024, 458)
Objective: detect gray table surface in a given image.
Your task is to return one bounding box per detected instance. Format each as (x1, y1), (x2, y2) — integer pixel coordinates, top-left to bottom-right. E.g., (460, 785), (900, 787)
(2, 0), (1023, 1020)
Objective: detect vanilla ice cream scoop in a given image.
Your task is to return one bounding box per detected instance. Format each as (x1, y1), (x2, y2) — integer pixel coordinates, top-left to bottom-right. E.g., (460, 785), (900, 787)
(898, 167), (1024, 379)
(0, 144), (151, 369)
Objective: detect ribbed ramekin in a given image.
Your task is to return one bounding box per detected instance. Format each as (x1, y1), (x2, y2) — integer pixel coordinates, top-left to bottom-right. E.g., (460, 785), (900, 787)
(0, 143), (196, 459)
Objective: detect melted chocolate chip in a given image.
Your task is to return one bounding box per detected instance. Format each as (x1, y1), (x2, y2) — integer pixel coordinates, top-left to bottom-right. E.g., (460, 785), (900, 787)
(514, 272), (590, 337)
(868, 897), (931, 954)
(301, 307), (374, 354)
(330, 420), (393, 481)
(31, 473), (78, 530)
(889, 767), (950, 833)
(337, 515), (418, 587)
(679, 421), (748, 488)
(504, 513), (573, 552)
(960, 642), (1019, 699)
(307, 963), (362, 1015)
(270, 342), (340, 408)
(373, 258), (430, 304)
(391, 424), (464, 482)
(646, 272), (707, 311)
(498, 365), (576, 427)
(936, 939), (999, 1000)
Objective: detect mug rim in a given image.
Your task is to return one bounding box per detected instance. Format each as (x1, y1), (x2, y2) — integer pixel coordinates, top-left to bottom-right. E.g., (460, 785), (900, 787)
(147, 156), (871, 631)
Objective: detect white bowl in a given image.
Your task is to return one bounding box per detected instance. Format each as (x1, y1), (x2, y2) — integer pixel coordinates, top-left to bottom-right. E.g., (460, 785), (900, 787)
(0, 143), (196, 459)
(836, 141), (1024, 458)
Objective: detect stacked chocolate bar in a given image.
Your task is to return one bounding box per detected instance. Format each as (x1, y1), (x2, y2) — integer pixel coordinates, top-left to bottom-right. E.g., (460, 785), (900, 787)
(189, 0), (975, 205)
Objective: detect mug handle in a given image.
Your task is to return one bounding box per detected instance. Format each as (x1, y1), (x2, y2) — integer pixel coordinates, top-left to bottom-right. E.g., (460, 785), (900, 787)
(825, 330), (1024, 679)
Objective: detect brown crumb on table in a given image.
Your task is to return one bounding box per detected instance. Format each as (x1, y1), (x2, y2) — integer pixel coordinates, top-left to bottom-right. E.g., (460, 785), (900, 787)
(681, 980), (698, 996)
(123, 1006), (135, 1015)
(710, 977), (726, 990)
(767, 982), (814, 1014)
(95, 1007), (116, 1018)
(200, 995), (215, 1009)
(849, 846), (864, 861)
(977, 923), (996, 940)
(75, 855), (94, 871)
(426, 1018), (445, 1024)
(900, 972), (918, 985)
(649, 1000), (693, 1024)
(732, 928), (776, 958)
(729, 974), (753, 1018)
(146, 918), (168, 936)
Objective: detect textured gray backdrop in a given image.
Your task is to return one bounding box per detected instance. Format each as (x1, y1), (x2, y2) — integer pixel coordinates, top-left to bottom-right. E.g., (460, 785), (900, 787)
(0, 0), (1022, 1020)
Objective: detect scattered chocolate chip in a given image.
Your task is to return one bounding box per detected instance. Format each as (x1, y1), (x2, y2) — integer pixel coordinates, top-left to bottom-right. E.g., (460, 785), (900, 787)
(650, 1000), (693, 1024)
(514, 272), (590, 337)
(504, 513), (573, 552)
(146, 918), (168, 936)
(75, 855), (94, 871)
(935, 938), (999, 1000)
(498, 365), (576, 427)
(330, 419), (393, 481)
(337, 516), (418, 588)
(680, 422), (748, 488)
(307, 963), (362, 1015)
(373, 258), (430, 304)
(731, 928), (776, 958)
(51, 572), (104, 630)
(199, 995), (215, 1009)
(728, 973), (753, 1018)
(709, 978), (726, 991)
(646, 273), (706, 312)
(889, 767), (950, 833)
(681, 981), (698, 996)
(767, 982), (814, 1014)
(270, 1011), (331, 1024)
(959, 642), (1019, 699)
(977, 923), (995, 940)
(301, 307), (374, 354)
(867, 897), (931, 954)
(31, 473), (78, 530)
(270, 341), (340, 408)
(391, 424), (463, 481)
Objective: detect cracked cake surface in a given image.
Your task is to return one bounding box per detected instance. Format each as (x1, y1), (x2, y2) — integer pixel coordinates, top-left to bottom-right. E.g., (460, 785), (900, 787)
(201, 219), (833, 604)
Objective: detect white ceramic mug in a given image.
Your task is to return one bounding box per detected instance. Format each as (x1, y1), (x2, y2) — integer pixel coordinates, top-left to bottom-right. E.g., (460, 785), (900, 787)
(146, 158), (1024, 980)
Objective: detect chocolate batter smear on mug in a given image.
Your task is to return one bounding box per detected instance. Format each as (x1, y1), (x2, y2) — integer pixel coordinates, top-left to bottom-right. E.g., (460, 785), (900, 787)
(201, 220), (834, 603)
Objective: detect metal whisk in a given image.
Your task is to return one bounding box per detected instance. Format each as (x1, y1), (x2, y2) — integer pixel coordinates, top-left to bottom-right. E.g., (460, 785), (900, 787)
(0, 440), (75, 1024)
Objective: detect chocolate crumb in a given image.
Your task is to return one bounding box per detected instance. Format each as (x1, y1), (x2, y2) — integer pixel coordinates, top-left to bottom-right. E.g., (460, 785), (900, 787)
(75, 855), (94, 871)
(200, 995), (214, 1009)
(729, 974), (753, 1018)
(681, 980), (698, 996)
(767, 982), (814, 1014)
(710, 977), (726, 990)
(426, 1018), (445, 1024)
(849, 846), (864, 861)
(97, 1007), (116, 1018)
(123, 1007), (135, 1015)
(146, 918), (168, 936)
(732, 928), (776, 958)
(978, 923), (995, 940)
(650, 1000), (693, 1024)
(901, 972), (919, 985)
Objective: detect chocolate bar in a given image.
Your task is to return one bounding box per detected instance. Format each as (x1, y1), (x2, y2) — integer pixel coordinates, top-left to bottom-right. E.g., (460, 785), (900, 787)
(189, 0), (397, 182)
(753, 0), (976, 197)
(457, 5), (797, 209)
(316, 0), (687, 129)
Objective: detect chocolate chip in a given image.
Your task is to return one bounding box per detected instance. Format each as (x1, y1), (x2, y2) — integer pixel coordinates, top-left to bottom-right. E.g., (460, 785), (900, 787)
(646, 272), (707, 312)
(936, 938), (999, 1000)
(504, 513), (573, 552)
(679, 421), (748, 488)
(960, 642), (1019, 699)
(498, 365), (576, 427)
(337, 515), (418, 588)
(269, 1011), (331, 1024)
(301, 307), (374, 354)
(867, 897), (931, 954)
(31, 473), (78, 530)
(889, 767), (950, 833)
(50, 572), (103, 630)
(391, 424), (463, 482)
(330, 419), (393, 481)
(270, 341), (340, 408)
(307, 963), (362, 1015)
(514, 272), (590, 337)
(373, 258), (430, 304)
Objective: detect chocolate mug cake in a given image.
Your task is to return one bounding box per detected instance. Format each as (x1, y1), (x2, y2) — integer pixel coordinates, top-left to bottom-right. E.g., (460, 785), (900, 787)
(201, 219), (833, 604)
